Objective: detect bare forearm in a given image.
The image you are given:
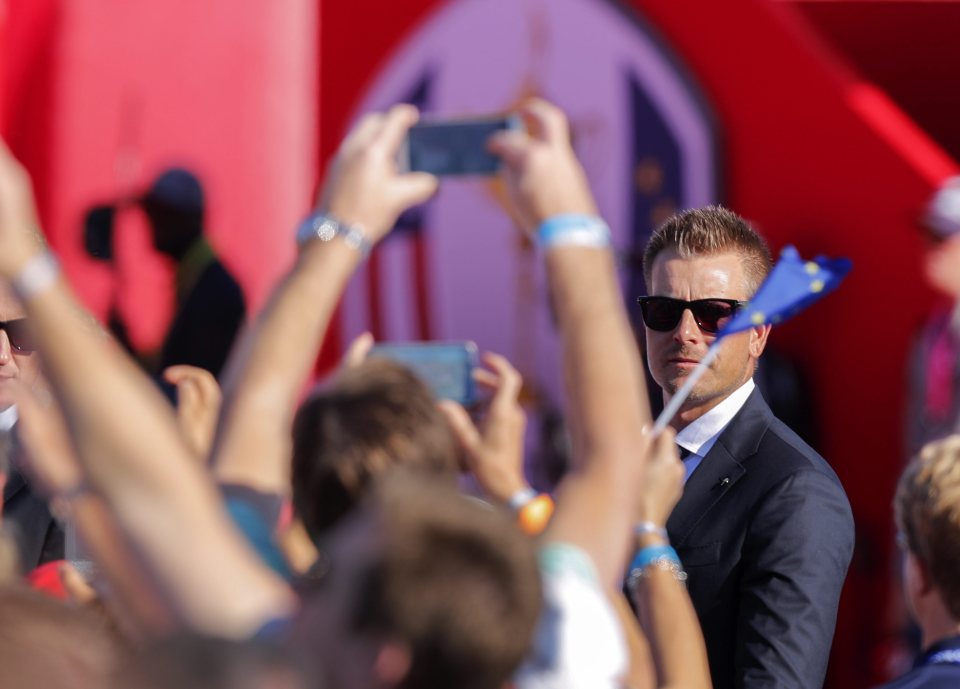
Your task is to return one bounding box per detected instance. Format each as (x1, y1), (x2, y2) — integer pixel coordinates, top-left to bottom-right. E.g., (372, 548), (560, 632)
(23, 279), (295, 636)
(630, 534), (711, 689)
(546, 246), (650, 464)
(633, 573), (711, 689)
(68, 496), (175, 634)
(213, 240), (361, 491)
(27, 279), (192, 497)
(543, 245), (652, 584)
(609, 589), (656, 689)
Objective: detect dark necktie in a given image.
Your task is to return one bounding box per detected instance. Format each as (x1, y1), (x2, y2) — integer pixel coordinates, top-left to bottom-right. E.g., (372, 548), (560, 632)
(677, 445), (692, 461)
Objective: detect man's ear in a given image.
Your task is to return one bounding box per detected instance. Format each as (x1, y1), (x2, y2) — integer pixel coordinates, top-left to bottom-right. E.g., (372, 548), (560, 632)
(749, 324), (772, 358)
(373, 641), (411, 687)
(909, 551), (936, 596)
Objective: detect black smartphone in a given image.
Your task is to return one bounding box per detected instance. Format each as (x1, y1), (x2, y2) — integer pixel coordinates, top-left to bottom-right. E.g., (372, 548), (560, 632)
(83, 204), (116, 261)
(369, 341), (480, 406)
(399, 115), (521, 176)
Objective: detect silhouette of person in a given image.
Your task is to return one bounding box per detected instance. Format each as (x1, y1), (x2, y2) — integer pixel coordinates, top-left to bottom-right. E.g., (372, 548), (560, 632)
(140, 168), (246, 379)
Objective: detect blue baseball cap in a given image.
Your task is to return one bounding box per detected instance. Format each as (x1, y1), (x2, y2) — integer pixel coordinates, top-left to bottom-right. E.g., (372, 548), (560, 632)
(142, 167), (204, 214)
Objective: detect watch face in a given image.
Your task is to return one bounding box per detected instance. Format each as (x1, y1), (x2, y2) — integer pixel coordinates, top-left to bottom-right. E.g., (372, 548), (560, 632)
(298, 214), (336, 245)
(317, 219), (337, 242)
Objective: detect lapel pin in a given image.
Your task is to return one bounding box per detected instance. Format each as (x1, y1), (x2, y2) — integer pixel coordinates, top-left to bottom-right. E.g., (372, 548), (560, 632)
(719, 477), (730, 487)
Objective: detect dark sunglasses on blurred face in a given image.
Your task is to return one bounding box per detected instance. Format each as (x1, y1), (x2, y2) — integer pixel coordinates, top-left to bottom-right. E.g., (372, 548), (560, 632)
(0, 319), (36, 353)
(636, 296), (747, 335)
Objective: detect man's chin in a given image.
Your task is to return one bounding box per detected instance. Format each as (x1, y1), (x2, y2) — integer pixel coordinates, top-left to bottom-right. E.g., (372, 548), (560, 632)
(662, 376), (712, 405)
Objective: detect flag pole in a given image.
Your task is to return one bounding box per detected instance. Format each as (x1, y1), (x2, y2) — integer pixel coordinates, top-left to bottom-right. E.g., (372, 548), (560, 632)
(651, 341), (721, 436)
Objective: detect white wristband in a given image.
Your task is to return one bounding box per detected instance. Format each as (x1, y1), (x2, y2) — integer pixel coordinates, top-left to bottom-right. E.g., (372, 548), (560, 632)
(634, 521), (669, 543)
(537, 214), (612, 250)
(10, 251), (60, 302)
(507, 487), (538, 511)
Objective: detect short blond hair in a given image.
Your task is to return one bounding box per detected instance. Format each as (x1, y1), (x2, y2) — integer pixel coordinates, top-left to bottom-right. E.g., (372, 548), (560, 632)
(643, 205), (773, 296)
(895, 434), (960, 619)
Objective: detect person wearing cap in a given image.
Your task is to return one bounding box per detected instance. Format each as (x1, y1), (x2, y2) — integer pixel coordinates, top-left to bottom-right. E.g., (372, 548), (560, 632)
(140, 167), (245, 379)
(906, 177), (960, 457)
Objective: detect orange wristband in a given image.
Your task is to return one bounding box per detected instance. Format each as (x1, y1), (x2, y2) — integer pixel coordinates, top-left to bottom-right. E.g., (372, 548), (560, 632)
(517, 494), (555, 535)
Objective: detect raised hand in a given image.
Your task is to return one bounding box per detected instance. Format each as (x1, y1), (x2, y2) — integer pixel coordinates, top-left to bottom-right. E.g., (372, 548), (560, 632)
(318, 104), (439, 244)
(635, 427), (684, 530)
(488, 98), (598, 232)
(439, 352), (528, 504)
(163, 365), (223, 461)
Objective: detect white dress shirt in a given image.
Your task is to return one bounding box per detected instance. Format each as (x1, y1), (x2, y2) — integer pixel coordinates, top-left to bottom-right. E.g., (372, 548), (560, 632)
(675, 379), (755, 483)
(0, 405), (17, 431)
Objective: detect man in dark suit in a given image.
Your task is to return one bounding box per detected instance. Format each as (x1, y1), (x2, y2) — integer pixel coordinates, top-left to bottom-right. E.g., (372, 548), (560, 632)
(638, 206), (855, 689)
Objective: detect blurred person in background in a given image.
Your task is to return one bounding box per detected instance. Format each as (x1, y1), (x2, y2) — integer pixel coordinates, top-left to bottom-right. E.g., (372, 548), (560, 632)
(907, 177), (960, 456)
(85, 167), (246, 379)
(140, 167), (246, 379)
(874, 435), (960, 688)
(883, 177), (960, 673)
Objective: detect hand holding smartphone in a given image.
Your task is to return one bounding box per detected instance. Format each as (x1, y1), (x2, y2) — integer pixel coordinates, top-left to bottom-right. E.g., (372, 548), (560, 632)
(399, 115), (521, 177)
(369, 341), (480, 406)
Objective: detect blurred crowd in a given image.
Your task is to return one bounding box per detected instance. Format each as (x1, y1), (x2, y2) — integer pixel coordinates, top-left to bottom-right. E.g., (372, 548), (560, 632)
(0, 99), (957, 689)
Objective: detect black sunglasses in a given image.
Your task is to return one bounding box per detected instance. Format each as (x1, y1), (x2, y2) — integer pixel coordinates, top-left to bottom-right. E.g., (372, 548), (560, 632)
(0, 319), (36, 353)
(636, 297), (747, 334)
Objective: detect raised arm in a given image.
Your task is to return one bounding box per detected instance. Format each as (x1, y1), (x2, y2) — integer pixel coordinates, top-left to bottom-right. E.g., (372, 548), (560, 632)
(0, 140), (294, 637)
(211, 105), (438, 495)
(629, 427), (712, 689)
(490, 99), (651, 585)
(10, 380), (174, 636)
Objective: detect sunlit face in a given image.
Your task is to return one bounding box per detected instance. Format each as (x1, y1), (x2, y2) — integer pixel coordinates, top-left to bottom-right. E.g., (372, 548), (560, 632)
(0, 285), (41, 412)
(644, 250), (769, 421)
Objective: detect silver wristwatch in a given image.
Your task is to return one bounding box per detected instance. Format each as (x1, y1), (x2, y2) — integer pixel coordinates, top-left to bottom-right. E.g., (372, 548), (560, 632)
(296, 212), (371, 259)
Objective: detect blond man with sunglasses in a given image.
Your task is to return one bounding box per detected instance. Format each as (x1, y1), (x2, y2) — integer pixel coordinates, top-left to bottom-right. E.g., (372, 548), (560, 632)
(637, 206), (855, 689)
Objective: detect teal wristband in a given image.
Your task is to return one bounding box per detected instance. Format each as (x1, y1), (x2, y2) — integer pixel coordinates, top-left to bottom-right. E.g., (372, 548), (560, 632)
(537, 214), (611, 249)
(629, 544), (679, 572)
(627, 544), (687, 592)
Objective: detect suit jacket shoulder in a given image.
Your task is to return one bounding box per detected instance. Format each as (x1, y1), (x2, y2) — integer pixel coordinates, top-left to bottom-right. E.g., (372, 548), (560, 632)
(720, 388), (841, 487)
(667, 387), (854, 689)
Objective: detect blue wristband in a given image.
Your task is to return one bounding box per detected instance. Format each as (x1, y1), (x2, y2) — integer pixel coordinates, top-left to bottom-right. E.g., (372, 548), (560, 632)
(629, 544), (680, 573)
(537, 214), (611, 250)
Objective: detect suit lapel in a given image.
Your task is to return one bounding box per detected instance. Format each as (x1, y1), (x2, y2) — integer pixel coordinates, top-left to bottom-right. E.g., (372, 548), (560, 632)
(666, 389), (772, 547)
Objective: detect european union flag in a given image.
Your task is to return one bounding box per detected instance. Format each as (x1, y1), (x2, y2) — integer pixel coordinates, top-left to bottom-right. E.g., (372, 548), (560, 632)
(718, 245), (852, 337)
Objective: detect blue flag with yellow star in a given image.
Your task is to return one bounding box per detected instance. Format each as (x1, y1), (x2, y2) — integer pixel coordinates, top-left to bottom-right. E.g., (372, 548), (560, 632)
(717, 245), (852, 337)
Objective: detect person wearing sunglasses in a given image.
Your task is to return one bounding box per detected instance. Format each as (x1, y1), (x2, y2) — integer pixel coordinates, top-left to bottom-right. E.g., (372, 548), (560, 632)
(0, 283), (64, 573)
(638, 206), (854, 689)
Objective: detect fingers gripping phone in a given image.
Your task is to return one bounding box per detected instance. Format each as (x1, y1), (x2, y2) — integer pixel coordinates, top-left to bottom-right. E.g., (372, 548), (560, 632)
(369, 341), (480, 406)
(399, 115), (521, 176)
